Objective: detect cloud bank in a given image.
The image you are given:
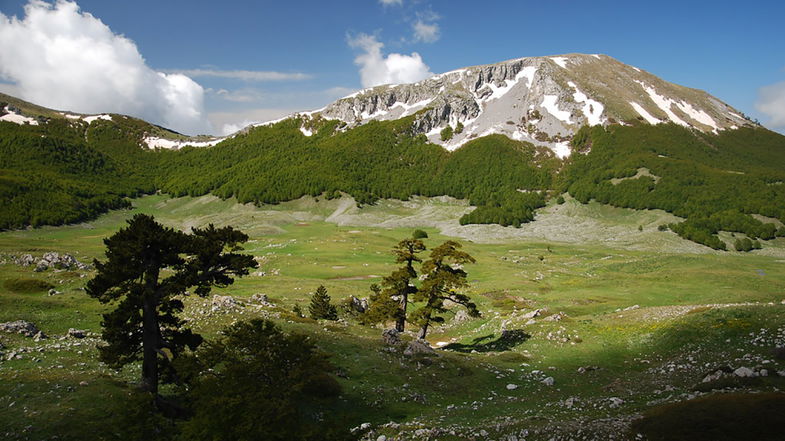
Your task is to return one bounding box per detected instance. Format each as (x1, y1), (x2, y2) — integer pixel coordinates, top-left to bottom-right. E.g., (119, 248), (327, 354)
(0, 0), (210, 135)
(757, 80), (785, 129)
(348, 33), (433, 88)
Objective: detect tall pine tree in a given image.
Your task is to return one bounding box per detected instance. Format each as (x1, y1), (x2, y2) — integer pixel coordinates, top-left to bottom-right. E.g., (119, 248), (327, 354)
(86, 214), (256, 397)
(410, 241), (479, 339)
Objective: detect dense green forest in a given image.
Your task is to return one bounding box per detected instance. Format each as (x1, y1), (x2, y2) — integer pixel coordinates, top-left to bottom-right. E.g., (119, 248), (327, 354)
(564, 124), (785, 248)
(155, 117), (558, 227)
(3, 104), (785, 250)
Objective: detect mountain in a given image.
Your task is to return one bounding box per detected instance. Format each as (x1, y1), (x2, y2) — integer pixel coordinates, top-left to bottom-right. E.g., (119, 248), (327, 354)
(313, 53), (756, 157)
(1, 55), (784, 251)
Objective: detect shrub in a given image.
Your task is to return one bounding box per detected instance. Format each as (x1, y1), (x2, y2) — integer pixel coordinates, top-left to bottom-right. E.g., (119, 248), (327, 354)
(412, 229), (428, 239)
(440, 125), (454, 141)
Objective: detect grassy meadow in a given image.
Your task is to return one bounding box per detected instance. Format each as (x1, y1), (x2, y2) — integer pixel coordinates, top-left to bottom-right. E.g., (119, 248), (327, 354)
(1, 194), (784, 440)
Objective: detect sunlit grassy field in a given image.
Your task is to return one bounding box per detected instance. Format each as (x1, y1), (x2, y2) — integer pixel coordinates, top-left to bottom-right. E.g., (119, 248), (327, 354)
(2, 194), (784, 440)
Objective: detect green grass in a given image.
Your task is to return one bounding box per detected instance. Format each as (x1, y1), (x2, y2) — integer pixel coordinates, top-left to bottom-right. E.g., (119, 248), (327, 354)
(1, 194), (785, 439)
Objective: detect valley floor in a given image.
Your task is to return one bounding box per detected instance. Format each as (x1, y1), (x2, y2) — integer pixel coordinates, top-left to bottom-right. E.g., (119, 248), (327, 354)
(1, 194), (785, 440)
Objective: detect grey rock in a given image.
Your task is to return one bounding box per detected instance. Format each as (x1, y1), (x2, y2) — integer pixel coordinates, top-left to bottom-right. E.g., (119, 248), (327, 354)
(541, 376), (555, 386)
(733, 367), (756, 377)
(67, 328), (87, 339)
(0, 320), (43, 338)
(250, 293), (275, 307)
(381, 328), (401, 346)
(349, 296), (368, 313)
(211, 295), (241, 312)
(48, 288), (62, 296)
(608, 397), (624, 408)
(506, 383), (518, 390)
(404, 339), (435, 356)
(521, 309), (543, 319)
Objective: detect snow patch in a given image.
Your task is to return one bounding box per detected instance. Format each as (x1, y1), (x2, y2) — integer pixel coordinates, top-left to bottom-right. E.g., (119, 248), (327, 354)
(637, 82), (688, 127)
(519, 66), (537, 89)
(83, 114), (112, 124)
(729, 112), (745, 120)
(632, 66), (641, 72)
(300, 127), (313, 137)
(0, 106), (38, 125)
(550, 57), (569, 68)
(144, 136), (222, 150)
(630, 102), (661, 125)
(592, 54), (601, 60)
(541, 95), (572, 123)
(552, 141), (571, 159)
(391, 98), (433, 116)
(62, 113), (81, 119)
(568, 81), (605, 126)
(675, 101), (717, 130)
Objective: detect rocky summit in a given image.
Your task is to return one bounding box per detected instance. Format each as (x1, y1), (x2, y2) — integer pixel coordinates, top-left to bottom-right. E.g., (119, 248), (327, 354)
(312, 53), (754, 157)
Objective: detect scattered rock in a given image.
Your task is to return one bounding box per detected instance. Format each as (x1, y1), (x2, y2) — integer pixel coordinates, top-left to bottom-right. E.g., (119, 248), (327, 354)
(608, 397), (624, 408)
(29, 252), (90, 272)
(67, 328), (87, 339)
(377, 436), (387, 441)
(47, 288), (62, 296)
(79, 381), (88, 386)
(541, 377), (555, 386)
(733, 367), (756, 377)
(250, 293), (275, 307)
(577, 365), (599, 374)
(453, 309), (472, 323)
(0, 320), (44, 338)
(211, 295), (241, 312)
(506, 384), (518, 390)
(543, 311), (567, 322)
(404, 339), (435, 357)
(702, 370), (725, 383)
(521, 309), (542, 319)
(382, 328), (401, 346)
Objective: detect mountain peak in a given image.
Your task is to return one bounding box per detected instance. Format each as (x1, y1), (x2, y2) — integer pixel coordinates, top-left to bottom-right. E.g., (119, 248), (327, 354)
(317, 53), (755, 157)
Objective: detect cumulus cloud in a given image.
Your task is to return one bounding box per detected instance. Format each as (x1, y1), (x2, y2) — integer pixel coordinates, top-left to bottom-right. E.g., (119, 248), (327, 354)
(0, 0), (210, 134)
(171, 69), (311, 82)
(348, 33), (433, 88)
(756, 80), (785, 128)
(379, 0), (403, 6)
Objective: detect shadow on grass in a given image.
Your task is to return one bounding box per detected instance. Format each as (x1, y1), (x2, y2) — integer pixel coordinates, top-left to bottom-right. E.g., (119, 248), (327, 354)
(442, 329), (531, 353)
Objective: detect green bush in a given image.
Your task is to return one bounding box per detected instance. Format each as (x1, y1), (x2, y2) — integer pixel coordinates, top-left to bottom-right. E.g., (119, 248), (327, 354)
(412, 229), (428, 239)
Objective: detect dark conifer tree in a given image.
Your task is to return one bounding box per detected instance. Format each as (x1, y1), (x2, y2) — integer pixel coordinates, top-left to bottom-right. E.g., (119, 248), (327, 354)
(85, 214), (256, 397)
(308, 285), (338, 320)
(410, 240), (479, 339)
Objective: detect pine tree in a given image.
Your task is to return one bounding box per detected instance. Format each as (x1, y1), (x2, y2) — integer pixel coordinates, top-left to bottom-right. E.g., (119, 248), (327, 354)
(364, 238), (426, 331)
(309, 285), (338, 320)
(410, 240), (479, 339)
(85, 214), (256, 397)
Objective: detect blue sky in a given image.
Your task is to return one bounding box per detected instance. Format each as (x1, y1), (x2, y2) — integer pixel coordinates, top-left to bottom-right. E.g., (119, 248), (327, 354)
(1, 0), (784, 135)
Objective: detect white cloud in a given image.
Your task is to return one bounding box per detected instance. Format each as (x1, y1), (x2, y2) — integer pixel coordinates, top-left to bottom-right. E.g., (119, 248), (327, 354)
(210, 108), (298, 136)
(379, 0), (403, 6)
(756, 80), (785, 128)
(0, 0), (210, 135)
(170, 69), (311, 82)
(348, 33), (433, 88)
(413, 19), (439, 43)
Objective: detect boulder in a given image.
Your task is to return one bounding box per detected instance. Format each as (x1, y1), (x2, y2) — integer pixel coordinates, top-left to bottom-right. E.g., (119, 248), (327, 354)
(506, 383), (518, 390)
(0, 320), (44, 338)
(211, 295), (241, 312)
(404, 339), (435, 356)
(349, 296), (368, 313)
(608, 397), (624, 408)
(381, 328), (401, 346)
(733, 367), (756, 377)
(453, 309), (471, 323)
(521, 309), (542, 319)
(67, 328), (87, 339)
(541, 377), (555, 386)
(48, 289), (62, 296)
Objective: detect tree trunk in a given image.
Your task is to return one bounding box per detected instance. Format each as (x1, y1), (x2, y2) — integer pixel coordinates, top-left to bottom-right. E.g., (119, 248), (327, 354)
(395, 292), (407, 332)
(417, 320), (429, 339)
(141, 267), (160, 395)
